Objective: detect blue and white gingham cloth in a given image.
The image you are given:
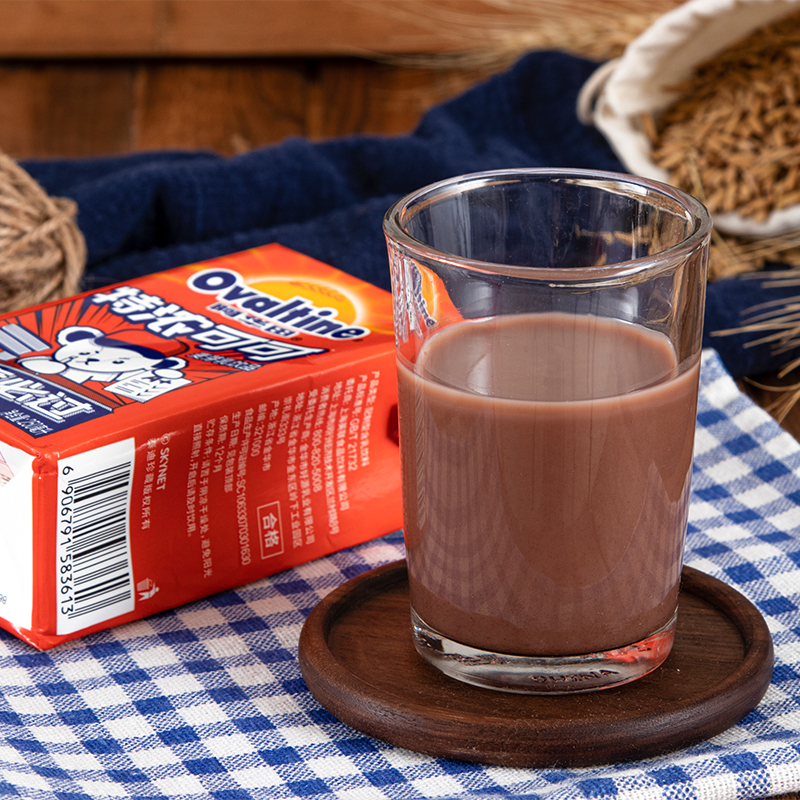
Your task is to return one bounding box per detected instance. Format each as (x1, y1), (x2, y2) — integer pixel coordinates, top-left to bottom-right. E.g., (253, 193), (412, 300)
(1, 348), (800, 800)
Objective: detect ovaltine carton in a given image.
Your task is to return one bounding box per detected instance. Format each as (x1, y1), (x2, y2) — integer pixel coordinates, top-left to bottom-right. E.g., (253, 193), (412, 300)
(0, 244), (402, 649)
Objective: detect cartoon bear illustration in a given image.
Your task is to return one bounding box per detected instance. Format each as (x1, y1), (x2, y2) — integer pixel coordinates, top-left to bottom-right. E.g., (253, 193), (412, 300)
(19, 326), (188, 385)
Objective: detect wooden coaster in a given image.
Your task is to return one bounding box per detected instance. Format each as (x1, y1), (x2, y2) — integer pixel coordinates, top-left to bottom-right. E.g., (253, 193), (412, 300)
(299, 561), (774, 768)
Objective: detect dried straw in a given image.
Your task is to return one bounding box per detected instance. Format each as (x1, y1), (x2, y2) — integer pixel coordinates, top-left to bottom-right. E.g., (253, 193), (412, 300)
(360, 0), (683, 66)
(710, 267), (800, 419)
(0, 152), (86, 313)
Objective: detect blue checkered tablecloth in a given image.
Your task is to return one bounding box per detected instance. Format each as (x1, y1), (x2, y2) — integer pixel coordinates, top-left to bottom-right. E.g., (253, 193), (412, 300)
(1, 348), (799, 800)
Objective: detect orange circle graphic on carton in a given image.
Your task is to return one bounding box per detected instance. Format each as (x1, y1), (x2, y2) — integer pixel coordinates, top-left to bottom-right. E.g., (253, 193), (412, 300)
(250, 275), (395, 337)
(251, 279), (359, 325)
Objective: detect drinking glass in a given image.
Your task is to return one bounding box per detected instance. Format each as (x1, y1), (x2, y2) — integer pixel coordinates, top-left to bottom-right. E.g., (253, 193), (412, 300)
(383, 168), (711, 694)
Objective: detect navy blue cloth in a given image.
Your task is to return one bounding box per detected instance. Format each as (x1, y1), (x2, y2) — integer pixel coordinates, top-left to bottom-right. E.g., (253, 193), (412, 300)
(21, 50), (790, 379)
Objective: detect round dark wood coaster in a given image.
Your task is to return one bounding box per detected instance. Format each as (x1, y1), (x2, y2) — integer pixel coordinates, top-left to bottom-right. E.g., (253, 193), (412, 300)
(299, 560), (774, 768)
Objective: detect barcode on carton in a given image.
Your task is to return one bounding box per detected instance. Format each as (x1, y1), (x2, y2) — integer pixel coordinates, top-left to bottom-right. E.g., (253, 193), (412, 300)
(57, 440), (136, 635)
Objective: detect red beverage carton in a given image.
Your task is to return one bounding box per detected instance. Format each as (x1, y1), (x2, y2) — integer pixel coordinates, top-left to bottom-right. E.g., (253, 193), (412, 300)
(0, 244), (402, 649)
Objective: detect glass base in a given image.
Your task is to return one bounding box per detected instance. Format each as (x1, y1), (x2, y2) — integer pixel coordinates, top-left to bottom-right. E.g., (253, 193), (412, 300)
(411, 607), (677, 695)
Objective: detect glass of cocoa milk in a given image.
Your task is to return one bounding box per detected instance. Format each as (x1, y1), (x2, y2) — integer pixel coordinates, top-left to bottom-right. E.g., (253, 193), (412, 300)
(383, 169), (712, 694)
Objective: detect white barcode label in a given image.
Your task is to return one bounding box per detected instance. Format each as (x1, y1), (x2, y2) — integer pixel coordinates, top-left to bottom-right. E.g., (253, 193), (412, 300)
(57, 439), (136, 635)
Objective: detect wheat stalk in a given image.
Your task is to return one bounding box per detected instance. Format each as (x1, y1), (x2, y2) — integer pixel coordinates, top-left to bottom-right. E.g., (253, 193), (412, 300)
(352, 0), (681, 66)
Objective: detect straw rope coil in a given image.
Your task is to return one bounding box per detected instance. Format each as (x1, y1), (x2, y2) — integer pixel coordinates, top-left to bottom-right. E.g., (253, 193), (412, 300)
(0, 152), (86, 314)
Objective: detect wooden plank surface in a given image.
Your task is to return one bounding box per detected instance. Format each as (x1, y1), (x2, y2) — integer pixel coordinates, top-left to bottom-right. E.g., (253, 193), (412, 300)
(0, 0), (679, 58)
(0, 58), (492, 158)
(0, 0), (580, 57)
(0, 0), (473, 57)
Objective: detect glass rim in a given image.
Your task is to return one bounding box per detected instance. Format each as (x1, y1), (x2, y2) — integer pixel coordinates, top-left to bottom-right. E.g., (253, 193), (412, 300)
(383, 168), (712, 283)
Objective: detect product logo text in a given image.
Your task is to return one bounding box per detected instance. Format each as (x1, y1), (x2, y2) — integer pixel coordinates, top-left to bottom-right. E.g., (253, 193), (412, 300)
(188, 269), (370, 341)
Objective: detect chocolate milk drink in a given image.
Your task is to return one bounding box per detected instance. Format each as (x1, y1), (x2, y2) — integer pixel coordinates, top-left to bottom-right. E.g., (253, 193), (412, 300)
(397, 311), (700, 657)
